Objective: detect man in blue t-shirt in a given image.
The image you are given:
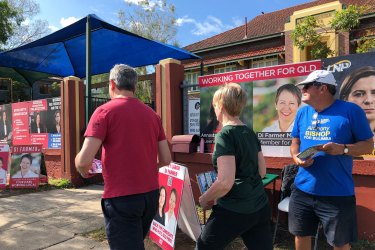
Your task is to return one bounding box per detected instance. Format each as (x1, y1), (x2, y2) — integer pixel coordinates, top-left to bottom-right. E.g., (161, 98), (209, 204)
(290, 70), (374, 250)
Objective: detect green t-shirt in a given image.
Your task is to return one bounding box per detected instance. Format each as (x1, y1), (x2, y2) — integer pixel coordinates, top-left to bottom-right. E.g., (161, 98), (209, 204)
(212, 125), (268, 214)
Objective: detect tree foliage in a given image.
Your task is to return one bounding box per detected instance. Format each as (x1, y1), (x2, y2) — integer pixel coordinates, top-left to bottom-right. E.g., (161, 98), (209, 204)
(330, 5), (365, 31)
(1, 0), (49, 50)
(0, 0), (23, 46)
(117, 0), (178, 103)
(117, 0), (178, 45)
(356, 37), (375, 53)
(291, 5), (373, 59)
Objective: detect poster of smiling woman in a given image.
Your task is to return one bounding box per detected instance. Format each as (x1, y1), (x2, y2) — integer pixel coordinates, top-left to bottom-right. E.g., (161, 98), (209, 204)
(322, 51), (375, 159)
(9, 145), (42, 189)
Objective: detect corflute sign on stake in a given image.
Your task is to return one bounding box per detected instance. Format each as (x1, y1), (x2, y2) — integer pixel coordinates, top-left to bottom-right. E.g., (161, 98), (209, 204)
(149, 163), (201, 250)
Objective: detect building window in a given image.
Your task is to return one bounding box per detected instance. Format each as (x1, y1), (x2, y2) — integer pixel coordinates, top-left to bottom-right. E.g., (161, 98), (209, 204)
(0, 79), (10, 91)
(252, 56), (278, 68)
(214, 64), (237, 74)
(39, 83), (51, 95)
(185, 72), (199, 91)
(37, 81), (61, 97)
(305, 45), (313, 61)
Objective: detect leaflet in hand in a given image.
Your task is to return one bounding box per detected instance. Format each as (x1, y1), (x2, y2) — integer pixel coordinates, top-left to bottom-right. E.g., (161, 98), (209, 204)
(296, 144), (324, 160)
(89, 159), (102, 174)
(196, 170), (217, 194)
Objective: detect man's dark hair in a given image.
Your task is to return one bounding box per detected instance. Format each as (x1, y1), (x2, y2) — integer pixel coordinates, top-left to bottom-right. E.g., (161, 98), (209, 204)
(326, 84), (336, 96)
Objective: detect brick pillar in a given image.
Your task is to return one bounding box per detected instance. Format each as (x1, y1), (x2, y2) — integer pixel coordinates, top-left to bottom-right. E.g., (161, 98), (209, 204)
(155, 59), (185, 145)
(61, 76), (86, 186)
(284, 30), (294, 64)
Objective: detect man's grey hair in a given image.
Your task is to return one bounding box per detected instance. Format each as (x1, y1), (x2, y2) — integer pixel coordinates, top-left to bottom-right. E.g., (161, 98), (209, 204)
(109, 64), (138, 92)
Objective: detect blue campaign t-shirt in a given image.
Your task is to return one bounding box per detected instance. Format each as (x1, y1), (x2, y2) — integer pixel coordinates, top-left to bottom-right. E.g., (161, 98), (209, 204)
(292, 100), (373, 196)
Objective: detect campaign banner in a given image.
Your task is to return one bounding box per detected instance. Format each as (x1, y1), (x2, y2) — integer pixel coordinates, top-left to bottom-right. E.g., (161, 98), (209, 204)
(322, 52), (375, 159)
(46, 98), (61, 148)
(149, 163), (185, 250)
(0, 144), (10, 189)
(29, 99), (49, 148)
(199, 60), (321, 153)
(9, 145), (42, 189)
(12, 102), (31, 145)
(10, 97), (61, 149)
(199, 60), (321, 87)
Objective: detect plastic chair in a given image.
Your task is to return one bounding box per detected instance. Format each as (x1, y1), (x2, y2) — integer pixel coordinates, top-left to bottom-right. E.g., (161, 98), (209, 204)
(272, 164), (321, 250)
(273, 164), (298, 244)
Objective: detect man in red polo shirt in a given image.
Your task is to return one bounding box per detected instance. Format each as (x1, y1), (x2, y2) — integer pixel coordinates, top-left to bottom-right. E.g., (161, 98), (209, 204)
(75, 64), (171, 249)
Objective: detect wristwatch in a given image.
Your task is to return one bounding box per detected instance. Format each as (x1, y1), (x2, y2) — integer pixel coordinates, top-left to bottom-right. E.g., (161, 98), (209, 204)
(343, 144), (349, 155)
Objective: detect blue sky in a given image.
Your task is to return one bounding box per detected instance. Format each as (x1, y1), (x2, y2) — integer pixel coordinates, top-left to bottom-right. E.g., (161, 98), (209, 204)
(36, 0), (313, 47)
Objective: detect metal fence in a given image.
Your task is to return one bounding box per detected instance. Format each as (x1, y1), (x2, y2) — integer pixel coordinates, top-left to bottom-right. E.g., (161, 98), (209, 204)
(85, 96), (154, 113)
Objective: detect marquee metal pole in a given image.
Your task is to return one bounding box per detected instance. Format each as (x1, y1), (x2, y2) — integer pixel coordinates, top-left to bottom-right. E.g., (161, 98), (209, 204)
(85, 15), (92, 125)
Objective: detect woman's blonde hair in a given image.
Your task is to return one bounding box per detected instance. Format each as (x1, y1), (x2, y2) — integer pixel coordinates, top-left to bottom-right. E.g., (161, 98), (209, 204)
(213, 83), (247, 117)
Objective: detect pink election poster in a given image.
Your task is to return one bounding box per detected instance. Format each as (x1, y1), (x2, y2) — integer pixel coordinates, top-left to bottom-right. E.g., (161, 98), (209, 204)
(9, 145), (42, 189)
(149, 163), (185, 250)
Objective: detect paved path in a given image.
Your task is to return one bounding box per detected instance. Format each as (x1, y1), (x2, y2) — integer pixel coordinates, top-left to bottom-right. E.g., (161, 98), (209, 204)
(0, 185), (109, 250)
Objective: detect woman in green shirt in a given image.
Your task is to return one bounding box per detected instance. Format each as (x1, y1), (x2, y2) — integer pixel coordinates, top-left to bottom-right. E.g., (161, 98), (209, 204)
(197, 83), (272, 250)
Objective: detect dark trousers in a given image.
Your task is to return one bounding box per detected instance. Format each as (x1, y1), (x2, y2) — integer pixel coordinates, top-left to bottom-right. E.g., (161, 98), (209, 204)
(197, 203), (273, 250)
(101, 190), (159, 250)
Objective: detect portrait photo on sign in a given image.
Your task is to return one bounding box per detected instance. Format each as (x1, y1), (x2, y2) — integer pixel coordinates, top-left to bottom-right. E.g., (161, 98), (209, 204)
(10, 153), (41, 179)
(29, 111), (48, 134)
(253, 76), (305, 157)
(0, 104), (12, 143)
(323, 52), (375, 158)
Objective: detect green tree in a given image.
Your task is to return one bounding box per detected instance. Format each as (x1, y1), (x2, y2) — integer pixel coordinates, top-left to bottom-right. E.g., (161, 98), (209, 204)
(291, 5), (373, 59)
(356, 34), (375, 54)
(2, 0), (49, 50)
(117, 0), (179, 103)
(118, 0), (178, 45)
(0, 0), (23, 46)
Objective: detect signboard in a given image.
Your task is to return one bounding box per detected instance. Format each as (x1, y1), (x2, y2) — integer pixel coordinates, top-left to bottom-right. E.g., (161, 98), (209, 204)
(322, 52), (375, 159)
(7, 97), (61, 149)
(188, 99), (200, 135)
(149, 163), (201, 250)
(9, 145), (42, 189)
(199, 61), (321, 155)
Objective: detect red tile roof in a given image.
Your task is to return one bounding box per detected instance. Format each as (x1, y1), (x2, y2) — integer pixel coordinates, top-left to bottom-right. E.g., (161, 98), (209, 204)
(184, 0), (375, 52)
(184, 46), (284, 68)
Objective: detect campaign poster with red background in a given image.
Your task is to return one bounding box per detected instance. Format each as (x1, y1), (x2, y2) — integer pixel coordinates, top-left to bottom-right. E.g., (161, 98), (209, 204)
(199, 60), (321, 153)
(12, 102), (31, 145)
(9, 145), (42, 189)
(0, 144), (10, 189)
(149, 163), (185, 250)
(10, 98), (61, 149)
